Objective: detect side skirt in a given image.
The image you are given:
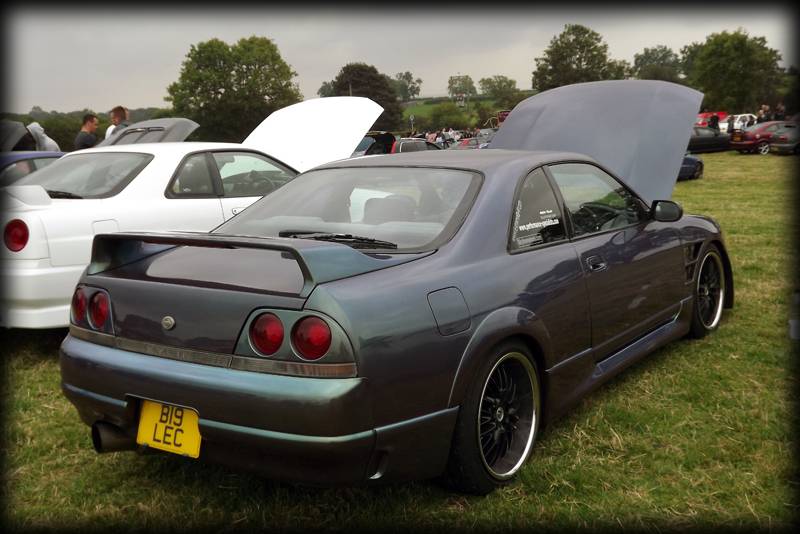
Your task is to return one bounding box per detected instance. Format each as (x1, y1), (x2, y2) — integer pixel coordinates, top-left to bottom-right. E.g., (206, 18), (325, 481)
(542, 296), (693, 425)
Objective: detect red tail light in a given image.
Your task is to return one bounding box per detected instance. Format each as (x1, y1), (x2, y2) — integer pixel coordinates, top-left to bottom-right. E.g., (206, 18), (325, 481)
(292, 316), (331, 360)
(89, 291), (110, 329)
(249, 313), (284, 355)
(779, 135), (788, 141)
(71, 287), (87, 324)
(4, 219), (29, 252)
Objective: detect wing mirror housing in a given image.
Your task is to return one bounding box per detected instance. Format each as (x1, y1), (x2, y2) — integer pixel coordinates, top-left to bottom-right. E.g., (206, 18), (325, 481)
(651, 200), (683, 222)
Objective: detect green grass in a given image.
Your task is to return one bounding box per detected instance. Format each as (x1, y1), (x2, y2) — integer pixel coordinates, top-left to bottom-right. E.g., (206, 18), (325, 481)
(2, 152), (797, 530)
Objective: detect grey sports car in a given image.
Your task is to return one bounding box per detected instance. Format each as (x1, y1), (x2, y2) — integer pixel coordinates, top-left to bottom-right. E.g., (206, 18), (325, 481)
(60, 81), (733, 495)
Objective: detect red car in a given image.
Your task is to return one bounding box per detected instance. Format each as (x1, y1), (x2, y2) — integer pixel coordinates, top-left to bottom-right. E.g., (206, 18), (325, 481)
(695, 111), (728, 127)
(730, 121), (795, 155)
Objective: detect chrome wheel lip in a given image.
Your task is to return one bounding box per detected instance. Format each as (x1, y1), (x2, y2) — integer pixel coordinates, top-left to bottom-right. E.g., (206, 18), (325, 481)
(697, 251), (725, 330)
(476, 351), (539, 480)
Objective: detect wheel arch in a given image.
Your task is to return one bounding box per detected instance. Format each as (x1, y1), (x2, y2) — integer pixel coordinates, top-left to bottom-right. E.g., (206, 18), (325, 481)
(447, 307), (552, 414)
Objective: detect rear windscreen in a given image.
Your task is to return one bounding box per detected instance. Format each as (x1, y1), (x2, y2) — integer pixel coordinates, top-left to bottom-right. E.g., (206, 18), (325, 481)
(16, 152), (153, 198)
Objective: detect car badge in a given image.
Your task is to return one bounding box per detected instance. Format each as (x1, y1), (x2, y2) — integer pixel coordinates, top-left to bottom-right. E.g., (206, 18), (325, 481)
(161, 316), (176, 330)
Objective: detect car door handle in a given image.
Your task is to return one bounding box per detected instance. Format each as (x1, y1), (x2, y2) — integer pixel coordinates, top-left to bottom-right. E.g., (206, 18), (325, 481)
(585, 255), (608, 272)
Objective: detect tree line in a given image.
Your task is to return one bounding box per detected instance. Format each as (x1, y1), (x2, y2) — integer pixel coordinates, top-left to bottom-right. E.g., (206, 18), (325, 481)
(3, 24), (796, 149)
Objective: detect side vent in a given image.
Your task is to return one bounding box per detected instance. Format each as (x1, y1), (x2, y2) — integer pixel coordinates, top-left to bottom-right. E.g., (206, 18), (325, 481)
(683, 242), (704, 283)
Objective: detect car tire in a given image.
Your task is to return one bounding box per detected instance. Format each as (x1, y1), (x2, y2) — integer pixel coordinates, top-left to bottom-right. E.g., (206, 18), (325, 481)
(737, 149), (747, 154)
(756, 141), (770, 155)
(442, 341), (541, 495)
(689, 243), (726, 339)
(693, 163), (704, 180)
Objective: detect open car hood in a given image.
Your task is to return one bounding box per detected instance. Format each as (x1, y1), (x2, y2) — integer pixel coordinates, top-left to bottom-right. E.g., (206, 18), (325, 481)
(96, 118), (200, 147)
(240, 97), (383, 173)
(0, 120), (28, 152)
(488, 80), (703, 202)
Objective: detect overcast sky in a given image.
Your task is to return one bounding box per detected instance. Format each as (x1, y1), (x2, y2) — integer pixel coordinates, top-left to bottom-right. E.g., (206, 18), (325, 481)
(3, 5), (796, 114)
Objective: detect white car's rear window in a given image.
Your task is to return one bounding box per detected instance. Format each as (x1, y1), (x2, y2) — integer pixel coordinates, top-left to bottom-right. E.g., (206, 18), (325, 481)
(16, 152), (153, 199)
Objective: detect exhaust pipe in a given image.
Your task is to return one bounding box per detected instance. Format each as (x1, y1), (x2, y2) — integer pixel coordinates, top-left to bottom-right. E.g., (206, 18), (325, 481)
(91, 422), (137, 453)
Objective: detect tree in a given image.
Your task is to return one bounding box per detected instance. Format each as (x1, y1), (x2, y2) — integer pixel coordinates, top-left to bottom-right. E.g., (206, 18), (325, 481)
(166, 36), (302, 142)
(447, 75), (477, 99)
(394, 71), (423, 101)
(531, 24), (630, 91)
(633, 45), (681, 82)
(330, 63), (403, 131)
(478, 75), (527, 110)
(317, 81), (336, 98)
(430, 101), (471, 130)
(681, 29), (784, 111)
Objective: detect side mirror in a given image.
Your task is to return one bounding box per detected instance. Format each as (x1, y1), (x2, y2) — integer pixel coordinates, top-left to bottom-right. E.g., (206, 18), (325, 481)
(651, 200), (683, 222)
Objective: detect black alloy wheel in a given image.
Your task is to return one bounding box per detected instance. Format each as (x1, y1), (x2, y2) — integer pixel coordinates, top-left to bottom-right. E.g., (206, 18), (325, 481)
(477, 353), (537, 478)
(443, 341), (541, 495)
(690, 244), (726, 338)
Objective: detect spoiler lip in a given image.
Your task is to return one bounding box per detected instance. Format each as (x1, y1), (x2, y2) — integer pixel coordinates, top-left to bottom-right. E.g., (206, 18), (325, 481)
(2, 184), (53, 207)
(88, 231), (432, 298)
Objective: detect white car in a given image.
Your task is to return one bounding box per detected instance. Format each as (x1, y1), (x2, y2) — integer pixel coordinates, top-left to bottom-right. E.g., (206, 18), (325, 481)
(0, 97), (383, 328)
(720, 113), (756, 132)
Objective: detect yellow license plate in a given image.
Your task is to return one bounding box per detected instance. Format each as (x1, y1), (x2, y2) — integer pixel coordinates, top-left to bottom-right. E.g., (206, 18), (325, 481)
(733, 135), (741, 141)
(136, 400), (201, 458)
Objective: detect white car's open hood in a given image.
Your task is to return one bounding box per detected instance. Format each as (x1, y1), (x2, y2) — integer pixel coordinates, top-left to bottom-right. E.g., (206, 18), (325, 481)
(488, 80), (703, 203)
(241, 97), (383, 173)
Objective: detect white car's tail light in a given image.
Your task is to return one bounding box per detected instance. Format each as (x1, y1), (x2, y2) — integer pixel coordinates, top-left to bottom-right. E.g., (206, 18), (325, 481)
(4, 219), (29, 252)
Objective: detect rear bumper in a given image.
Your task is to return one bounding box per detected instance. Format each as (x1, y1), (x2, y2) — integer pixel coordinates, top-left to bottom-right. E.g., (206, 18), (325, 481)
(59, 335), (458, 485)
(0, 260), (83, 328)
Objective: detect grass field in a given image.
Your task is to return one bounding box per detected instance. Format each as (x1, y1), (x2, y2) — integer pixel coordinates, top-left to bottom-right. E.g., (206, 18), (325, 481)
(2, 151), (797, 530)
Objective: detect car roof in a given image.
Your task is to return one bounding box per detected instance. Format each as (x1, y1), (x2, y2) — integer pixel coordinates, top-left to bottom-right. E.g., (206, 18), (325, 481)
(63, 142), (247, 157)
(319, 148), (597, 177)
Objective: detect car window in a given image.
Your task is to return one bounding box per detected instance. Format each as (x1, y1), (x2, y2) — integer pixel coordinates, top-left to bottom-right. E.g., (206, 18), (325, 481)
(398, 141), (423, 153)
(0, 160), (35, 186)
(215, 166), (481, 251)
(509, 168), (566, 251)
(763, 124), (781, 133)
(212, 152), (295, 198)
(548, 163), (643, 237)
(32, 157), (58, 170)
(168, 153), (216, 197)
(15, 152), (153, 198)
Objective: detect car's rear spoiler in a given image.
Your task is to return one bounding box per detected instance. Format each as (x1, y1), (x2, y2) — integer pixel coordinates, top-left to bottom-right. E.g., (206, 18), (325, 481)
(88, 231), (428, 298)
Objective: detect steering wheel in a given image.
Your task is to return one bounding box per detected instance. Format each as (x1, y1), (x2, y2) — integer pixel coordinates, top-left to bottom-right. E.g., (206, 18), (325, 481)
(578, 202), (621, 231)
(244, 171), (276, 195)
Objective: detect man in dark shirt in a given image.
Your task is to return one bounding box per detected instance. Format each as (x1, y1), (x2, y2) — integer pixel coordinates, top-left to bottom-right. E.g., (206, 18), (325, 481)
(74, 113), (99, 150)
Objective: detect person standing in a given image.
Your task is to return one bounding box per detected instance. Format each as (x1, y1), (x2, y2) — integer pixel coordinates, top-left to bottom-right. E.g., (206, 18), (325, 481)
(105, 105), (130, 139)
(707, 113), (720, 132)
(74, 113), (99, 150)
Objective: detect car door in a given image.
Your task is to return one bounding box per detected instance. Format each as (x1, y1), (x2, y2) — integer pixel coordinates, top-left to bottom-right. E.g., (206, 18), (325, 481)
(509, 167), (590, 362)
(209, 151), (297, 220)
(546, 162), (685, 361)
(159, 152), (225, 230)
